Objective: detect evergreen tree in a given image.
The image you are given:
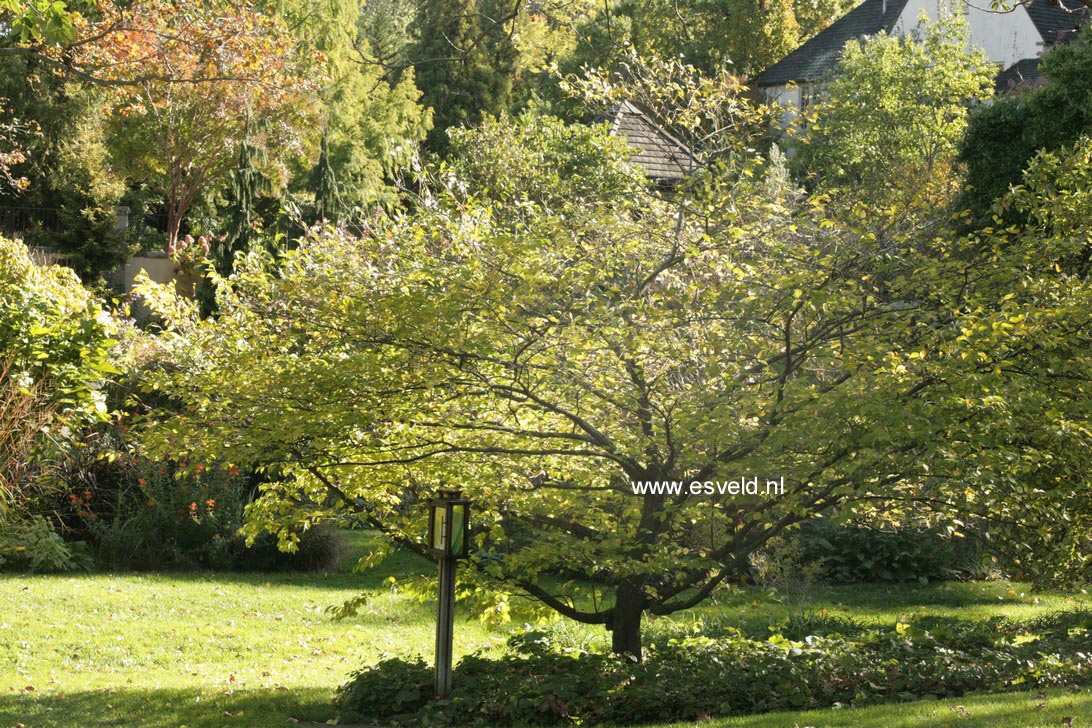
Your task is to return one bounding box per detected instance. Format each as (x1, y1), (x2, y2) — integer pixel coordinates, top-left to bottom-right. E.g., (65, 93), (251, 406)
(310, 130), (341, 225)
(276, 0), (430, 213)
(410, 0), (517, 153)
(217, 131), (270, 278)
(958, 27), (1092, 225)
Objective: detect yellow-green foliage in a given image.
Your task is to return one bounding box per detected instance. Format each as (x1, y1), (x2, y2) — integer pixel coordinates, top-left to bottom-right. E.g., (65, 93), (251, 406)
(0, 235), (116, 417)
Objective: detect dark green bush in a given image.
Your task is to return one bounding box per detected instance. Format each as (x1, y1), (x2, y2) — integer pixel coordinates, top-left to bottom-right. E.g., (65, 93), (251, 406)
(337, 611), (1092, 726)
(337, 657), (432, 722)
(225, 526), (346, 573)
(794, 521), (958, 584)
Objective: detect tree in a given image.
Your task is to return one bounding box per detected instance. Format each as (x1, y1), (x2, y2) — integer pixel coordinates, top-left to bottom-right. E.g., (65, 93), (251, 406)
(561, 0), (854, 85)
(958, 27), (1092, 223)
(278, 0), (430, 218)
(216, 130), (270, 277)
(74, 0), (320, 253)
(134, 50), (1091, 663)
(138, 99), (999, 659)
(791, 12), (994, 201)
(409, 0), (517, 153)
(0, 58), (128, 279)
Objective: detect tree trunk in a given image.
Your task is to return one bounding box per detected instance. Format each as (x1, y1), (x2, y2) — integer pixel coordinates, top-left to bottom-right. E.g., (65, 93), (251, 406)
(610, 581), (645, 661)
(166, 207), (183, 255)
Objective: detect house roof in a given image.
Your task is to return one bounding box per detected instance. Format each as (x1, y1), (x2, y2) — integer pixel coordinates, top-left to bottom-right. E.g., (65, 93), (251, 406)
(607, 101), (699, 182)
(1024, 0), (1087, 45)
(752, 0), (909, 87)
(753, 0), (1087, 90)
(994, 57), (1046, 93)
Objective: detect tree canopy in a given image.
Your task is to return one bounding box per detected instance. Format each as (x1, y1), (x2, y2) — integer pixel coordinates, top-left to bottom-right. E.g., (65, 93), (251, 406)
(130, 62), (1092, 655)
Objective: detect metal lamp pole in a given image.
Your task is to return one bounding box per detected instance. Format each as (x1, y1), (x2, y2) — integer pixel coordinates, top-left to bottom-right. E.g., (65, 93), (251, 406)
(427, 489), (470, 700)
(435, 549), (457, 698)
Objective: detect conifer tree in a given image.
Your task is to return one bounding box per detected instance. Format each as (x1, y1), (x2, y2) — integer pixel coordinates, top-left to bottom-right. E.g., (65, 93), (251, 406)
(410, 0), (517, 153)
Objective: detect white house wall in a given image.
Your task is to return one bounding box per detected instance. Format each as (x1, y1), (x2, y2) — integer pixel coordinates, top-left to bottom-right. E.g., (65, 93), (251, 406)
(894, 0), (1042, 68)
(764, 84), (802, 125)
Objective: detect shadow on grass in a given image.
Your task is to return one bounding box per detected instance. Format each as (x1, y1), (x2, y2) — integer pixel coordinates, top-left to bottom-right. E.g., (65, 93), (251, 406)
(0, 686), (339, 728)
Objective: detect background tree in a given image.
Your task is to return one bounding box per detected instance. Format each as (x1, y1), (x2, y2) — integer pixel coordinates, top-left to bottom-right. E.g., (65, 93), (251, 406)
(791, 12), (994, 203)
(215, 132), (270, 278)
(409, 0), (517, 153)
(562, 0), (852, 83)
(73, 0), (320, 253)
(958, 28), (1092, 223)
(278, 0), (430, 218)
(0, 49), (127, 278)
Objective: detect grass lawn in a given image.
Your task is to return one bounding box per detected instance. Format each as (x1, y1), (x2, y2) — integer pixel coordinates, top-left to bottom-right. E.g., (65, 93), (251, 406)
(1, 531), (1088, 727)
(660, 687), (1092, 727)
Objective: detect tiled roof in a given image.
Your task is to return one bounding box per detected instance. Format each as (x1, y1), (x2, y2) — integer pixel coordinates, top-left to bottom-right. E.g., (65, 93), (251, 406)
(1024, 0), (1087, 45)
(608, 101), (698, 182)
(752, 0), (909, 87)
(994, 57), (1047, 93)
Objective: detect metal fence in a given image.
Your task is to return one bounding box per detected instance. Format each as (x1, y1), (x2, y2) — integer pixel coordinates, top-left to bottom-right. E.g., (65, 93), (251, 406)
(0, 207), (67, 236)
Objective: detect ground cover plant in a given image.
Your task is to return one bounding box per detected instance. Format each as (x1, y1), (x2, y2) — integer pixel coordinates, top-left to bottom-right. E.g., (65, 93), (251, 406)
(339, 609), (1092, 724)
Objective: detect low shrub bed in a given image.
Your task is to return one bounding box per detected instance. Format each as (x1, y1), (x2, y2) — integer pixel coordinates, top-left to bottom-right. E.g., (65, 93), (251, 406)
(337, 611), (1092, 725)
(791, 520), (962, 584)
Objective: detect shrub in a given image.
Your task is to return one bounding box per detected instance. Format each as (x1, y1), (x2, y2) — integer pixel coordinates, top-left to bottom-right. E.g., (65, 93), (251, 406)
(0, 363), (91, 572)
(227, 525), (347, 573)
(57, 434), (347, 572)
(0, 236), (116, 572)
(337, 611), (1092, 726)
(337, 657), (433, 722)
(60, 446), (251, 570)
(0, 235), (115, 420)
(0, 514), (93, 572)
(793, 520), (958, 584)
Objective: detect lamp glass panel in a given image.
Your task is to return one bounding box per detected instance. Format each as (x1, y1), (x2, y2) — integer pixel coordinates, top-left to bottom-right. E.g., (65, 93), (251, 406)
(450, 504), (466, 556)
(432, 506), (447, 551)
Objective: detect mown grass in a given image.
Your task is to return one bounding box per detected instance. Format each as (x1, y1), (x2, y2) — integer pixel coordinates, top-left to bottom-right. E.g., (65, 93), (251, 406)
(659, 687), (1092, 727)
(1, 531), (1088, 726)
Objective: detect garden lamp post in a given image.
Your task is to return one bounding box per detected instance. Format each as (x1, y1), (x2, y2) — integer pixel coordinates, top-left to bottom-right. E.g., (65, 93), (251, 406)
(427, 488), (471, 699)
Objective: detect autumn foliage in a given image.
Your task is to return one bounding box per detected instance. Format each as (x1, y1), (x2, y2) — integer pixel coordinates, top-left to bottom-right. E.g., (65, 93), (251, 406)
(60, 0), (323, 251)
